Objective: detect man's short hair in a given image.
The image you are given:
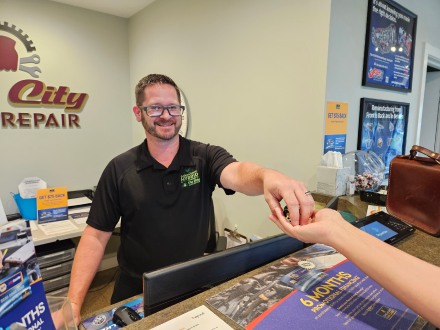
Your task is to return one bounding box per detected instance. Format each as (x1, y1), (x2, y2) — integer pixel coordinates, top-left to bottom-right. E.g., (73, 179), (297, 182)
(135, 74), (181, 106)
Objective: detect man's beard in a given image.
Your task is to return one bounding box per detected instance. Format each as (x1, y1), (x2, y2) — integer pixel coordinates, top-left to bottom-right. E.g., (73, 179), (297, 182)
(141, 112), (182, 141)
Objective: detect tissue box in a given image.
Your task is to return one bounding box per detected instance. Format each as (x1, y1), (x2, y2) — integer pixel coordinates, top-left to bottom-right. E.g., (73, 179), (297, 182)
(316, 166), (350, 196)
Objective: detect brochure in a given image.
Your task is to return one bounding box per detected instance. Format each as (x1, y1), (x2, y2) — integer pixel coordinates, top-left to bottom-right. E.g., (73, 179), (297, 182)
(37, 187), (68, 224)
(151, 305), (232, 330)
(82, 297), (144, 330)
(206, 244), (418, 330)
(0, 220), (55, 330)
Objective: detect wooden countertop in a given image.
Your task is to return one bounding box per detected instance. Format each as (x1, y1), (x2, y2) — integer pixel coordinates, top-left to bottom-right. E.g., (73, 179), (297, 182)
(81, 194), (439, 330)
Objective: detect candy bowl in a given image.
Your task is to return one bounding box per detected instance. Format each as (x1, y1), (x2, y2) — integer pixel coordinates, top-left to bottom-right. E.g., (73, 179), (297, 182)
(342, 150), (385, 191)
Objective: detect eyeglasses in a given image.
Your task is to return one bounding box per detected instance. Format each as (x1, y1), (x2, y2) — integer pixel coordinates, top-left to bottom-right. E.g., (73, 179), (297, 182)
(141, 105), (185, 117)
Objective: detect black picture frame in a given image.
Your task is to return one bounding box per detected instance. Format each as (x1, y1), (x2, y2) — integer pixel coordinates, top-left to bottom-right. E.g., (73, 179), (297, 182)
(362, 0), (417, 92)
(358, 98), (409, 174)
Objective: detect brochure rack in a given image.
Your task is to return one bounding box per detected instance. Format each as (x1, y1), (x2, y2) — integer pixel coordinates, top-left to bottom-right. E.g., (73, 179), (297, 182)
(47, 296), (78, 330)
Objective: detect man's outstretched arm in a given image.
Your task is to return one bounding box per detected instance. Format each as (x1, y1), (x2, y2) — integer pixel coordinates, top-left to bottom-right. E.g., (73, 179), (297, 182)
(220, 162), (314, 225)
(66, 225), (112, 325)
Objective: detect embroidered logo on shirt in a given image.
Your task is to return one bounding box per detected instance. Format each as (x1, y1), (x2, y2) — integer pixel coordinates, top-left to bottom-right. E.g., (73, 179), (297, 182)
(181, 170), (200, 188)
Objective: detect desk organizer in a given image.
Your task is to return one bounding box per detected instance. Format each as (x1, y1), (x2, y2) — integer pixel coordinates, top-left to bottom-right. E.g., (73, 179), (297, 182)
(47, 296), (78, 330)
(11, 192), (37, 220)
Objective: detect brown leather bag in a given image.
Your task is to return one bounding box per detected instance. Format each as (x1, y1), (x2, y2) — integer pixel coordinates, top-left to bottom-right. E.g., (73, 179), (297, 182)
(386, 145), (440, 236)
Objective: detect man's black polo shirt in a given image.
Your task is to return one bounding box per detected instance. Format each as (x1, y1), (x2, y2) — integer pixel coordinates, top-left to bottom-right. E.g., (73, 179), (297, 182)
(87, 135), (236, 278)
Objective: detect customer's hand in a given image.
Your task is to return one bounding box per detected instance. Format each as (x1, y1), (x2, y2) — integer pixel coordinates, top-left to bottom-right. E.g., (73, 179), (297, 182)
(269, 208), (350, 246)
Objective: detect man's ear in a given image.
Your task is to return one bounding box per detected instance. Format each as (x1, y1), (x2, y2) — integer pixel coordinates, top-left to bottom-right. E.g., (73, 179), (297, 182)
(133, 106), (142, 122)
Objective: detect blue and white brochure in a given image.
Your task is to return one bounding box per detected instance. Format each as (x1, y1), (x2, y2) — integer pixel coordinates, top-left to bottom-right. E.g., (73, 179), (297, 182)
(0, 220), (55, 330)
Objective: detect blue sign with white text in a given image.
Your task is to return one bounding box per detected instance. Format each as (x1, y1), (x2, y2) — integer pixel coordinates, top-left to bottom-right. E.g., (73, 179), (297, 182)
(37, 207), (68, 224)
(324, 134), (346, 154)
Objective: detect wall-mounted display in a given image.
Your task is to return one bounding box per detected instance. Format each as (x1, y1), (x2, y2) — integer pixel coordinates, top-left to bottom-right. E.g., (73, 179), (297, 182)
(358, 98), (409, 174)
(362, 0), (417, 92)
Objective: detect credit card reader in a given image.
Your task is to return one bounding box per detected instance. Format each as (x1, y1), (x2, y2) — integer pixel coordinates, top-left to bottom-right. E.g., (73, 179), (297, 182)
(352, 211), (415, 245)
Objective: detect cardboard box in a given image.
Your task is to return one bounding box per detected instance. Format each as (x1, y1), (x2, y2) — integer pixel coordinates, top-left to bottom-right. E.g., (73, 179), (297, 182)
(316, 166), (350, 196)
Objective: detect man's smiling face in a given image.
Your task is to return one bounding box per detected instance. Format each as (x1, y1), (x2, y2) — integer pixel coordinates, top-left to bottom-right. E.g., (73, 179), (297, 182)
(140, 83), (182, 141)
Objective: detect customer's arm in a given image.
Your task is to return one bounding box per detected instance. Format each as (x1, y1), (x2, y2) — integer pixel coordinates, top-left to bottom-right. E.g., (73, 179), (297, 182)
(67, 225), (112, 325)
(221, 162), (314, 225)
(270, 208), (440, 328)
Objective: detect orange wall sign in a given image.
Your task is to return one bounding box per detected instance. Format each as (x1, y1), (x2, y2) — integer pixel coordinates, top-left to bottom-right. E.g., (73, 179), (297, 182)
(37, 187), (68, 223)
(324, 102), (348, 154)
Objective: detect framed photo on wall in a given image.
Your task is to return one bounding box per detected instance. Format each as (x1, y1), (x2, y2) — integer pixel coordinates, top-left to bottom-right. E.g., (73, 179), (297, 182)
(358, 98), (409, 174)
(362, 0), (417, 92)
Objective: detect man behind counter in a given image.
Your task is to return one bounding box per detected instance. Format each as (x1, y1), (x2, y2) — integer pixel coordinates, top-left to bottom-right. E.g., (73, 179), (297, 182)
(66, 74), (314, 324)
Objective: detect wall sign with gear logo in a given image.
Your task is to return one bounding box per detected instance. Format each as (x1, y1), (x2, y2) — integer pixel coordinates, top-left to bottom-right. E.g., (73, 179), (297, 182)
(0, 21), (89, 129)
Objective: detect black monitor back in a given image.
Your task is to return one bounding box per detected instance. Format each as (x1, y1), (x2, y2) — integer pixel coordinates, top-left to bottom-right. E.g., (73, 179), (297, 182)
(325, 196), (339, 210)
(143, 234), (303, 315)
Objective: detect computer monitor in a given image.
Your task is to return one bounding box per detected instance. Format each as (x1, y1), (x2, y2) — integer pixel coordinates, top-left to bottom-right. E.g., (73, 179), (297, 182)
(324, 196), (339, 210)
(142, 234), (303, 316)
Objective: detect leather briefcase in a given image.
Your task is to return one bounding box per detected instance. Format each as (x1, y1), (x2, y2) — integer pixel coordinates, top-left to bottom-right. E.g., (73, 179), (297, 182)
(386, 145), (440, 236)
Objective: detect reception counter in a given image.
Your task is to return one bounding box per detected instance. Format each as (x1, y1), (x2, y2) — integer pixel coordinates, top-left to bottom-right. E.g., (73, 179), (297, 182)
(80, 194), (439, 330)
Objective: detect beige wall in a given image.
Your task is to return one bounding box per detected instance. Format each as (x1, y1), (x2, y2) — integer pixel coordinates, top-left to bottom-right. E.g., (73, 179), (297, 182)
(0, 0), (133, 214)
(420, 72), (440, 151)
(128, 0), (332, 238)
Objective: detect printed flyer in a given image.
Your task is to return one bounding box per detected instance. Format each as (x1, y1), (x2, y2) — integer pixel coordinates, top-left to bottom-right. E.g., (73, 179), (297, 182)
(206, 244), (417, 330)
(151, 306), (232, 330)
(82, 297), (144, 330)
(324, 102), (348, 155)
(37, 187), (68, 224)
(0, 220), (55, 330)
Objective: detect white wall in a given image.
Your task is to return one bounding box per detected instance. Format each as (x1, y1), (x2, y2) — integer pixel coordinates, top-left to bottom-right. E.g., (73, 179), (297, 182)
(128, 0), (331, 238)
(325, 0), (440, 155)
(0, 0), (132, 214)
(420, 72), (440, 150)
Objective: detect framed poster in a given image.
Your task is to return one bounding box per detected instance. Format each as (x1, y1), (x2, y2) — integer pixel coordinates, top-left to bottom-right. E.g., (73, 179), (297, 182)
(358, 98), (409, 174)
(362, 0), (417, 92)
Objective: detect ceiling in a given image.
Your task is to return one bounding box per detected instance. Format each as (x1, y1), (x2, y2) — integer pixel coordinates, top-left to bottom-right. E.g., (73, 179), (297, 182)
(49, 0), (156, 18)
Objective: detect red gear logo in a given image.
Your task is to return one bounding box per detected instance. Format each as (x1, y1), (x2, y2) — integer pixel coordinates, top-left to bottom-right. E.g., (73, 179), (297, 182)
(0, 35), (18, 71)
(0, 22), (40, 77)
(1, 22), (87, 129)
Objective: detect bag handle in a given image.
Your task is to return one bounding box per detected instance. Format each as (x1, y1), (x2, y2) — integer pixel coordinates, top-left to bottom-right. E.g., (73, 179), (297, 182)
(410, 145), (440, 165)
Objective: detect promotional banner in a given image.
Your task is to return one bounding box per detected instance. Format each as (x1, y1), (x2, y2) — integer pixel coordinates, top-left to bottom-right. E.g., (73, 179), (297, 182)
(362, 0), (417, 91)
(0, 220), (55, 330)
(207, 244), (417, 330)
(358, 98), (409, 174)
(36, 187), (68, 224)
(324, 102), (348, 154)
